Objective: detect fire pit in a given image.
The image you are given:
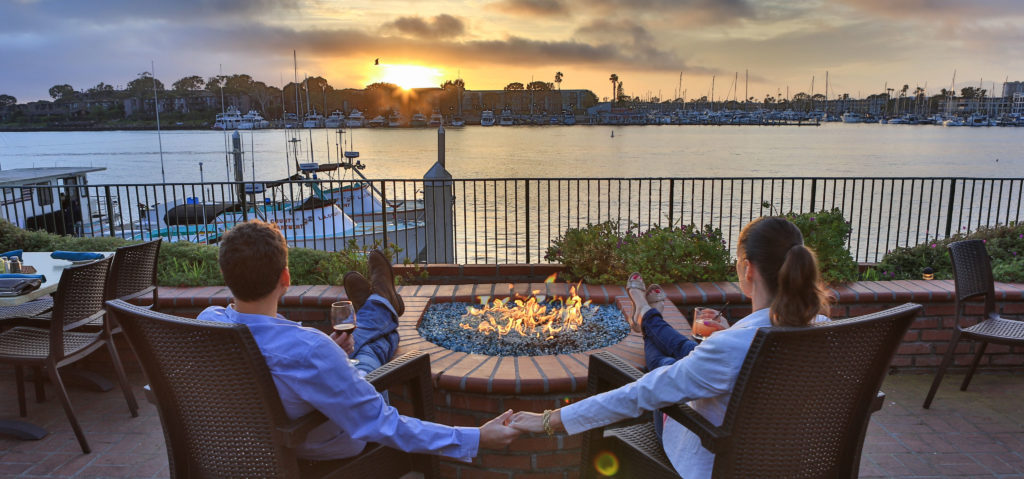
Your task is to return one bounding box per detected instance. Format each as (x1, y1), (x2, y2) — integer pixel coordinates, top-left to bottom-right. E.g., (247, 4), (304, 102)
(418, 282), (629, 356)
(390, 283), (693, 479)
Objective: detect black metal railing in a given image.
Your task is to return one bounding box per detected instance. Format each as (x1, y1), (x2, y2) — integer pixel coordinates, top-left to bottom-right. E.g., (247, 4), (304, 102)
(3, 177), (1022, 264)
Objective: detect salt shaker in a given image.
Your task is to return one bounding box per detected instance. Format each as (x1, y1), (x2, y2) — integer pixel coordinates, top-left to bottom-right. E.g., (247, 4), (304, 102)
(10, 258), (22, 274)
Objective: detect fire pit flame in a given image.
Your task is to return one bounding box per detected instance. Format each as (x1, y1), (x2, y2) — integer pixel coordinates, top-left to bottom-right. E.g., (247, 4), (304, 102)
(459, 278), (593, 339)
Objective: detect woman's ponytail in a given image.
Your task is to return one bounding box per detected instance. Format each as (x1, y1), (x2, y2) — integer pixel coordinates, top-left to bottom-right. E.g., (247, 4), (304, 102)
(738, 217), (832, 327)
(770, 244), (830, 326)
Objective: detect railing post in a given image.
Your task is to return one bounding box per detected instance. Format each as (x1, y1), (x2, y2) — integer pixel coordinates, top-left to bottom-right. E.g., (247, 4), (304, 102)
(810, 178), (817, 212)
(668, 179), (675, 227)
(945, 179), (957, 238)
(379, 181), (388, 250)
(423, 128), (454, 263)
(104, 186), (115, 237)
(525, 180), (531, 264)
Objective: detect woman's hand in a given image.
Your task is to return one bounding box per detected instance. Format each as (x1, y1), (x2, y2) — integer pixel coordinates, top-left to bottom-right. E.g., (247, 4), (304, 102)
(479, 410), (521, 449)
(508, 411), (545, 434)
(695, 308), (730, 330)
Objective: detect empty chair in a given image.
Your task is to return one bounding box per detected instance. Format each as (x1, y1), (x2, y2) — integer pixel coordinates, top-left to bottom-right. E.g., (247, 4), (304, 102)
(106, 299), (440, 479)
(105, 239), (161, 308)
(0, 257), (139, 453)
(580, 303), (922, 479)
(922, 239), (1024, 408)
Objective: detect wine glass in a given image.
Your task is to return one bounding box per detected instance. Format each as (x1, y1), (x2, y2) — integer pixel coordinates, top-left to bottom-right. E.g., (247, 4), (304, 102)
(331, 301), (359, 365)
(692, 307), (726, 341)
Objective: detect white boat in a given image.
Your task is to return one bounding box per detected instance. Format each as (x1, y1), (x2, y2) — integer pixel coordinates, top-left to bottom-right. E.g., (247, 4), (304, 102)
(943, 117), (966, 127)
(410, 112), (428, 127)
(213, 106), (243, 130)
(479, 110), (495, 126)
(428, 110), (443, 127)
(368, 115), (386, 128)
(127, 196), (425, 262)
(239, 110), (270, 130)
(967, 113), (994, 127)
(0, 167), (119, 238)
(345, 109), (366, 128)
(324, 110), (345, 128)
(841, 112), (865, 124)
(450, 115), (465, 127)
(562, 110), (576, 125)
(388, 111), (404, 127)
(303, 110), (325, 128)
(498, 109), (515, 126)
(283, 113), (299, 128)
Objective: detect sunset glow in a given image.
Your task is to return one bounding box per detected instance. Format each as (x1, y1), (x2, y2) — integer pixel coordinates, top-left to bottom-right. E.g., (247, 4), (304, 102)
(373, 64), (444, 90)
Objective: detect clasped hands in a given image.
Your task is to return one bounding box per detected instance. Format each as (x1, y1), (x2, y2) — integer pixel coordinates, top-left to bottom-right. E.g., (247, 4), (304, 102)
(479, 409), (564, 449)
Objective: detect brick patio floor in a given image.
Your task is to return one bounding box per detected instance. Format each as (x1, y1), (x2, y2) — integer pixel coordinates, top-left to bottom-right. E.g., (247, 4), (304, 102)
(1, 365), (1022, 478)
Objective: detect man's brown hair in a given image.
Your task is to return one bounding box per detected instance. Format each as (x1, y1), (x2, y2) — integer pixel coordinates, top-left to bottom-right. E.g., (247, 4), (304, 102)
(218, 220), (288, 302)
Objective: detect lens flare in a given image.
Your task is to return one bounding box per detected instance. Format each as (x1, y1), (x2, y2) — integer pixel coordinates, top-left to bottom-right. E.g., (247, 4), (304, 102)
(593, 451), (620, 477)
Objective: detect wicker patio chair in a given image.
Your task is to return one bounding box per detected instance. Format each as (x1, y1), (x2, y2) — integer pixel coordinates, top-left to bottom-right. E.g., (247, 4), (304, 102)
(0, 257), (139, 453)
(105, 239), (161, 308)
(580, 303), (922, 479)
(922, 239), (1024, 409)
(0, 298), (53, 322)
(106, 299), (441, 479)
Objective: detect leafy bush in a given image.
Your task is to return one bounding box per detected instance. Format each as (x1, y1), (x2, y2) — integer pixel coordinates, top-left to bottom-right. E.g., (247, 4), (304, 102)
(783, 209), (859, 284)
(545, 222), (732, 284)
(875, 223), (1024, 282)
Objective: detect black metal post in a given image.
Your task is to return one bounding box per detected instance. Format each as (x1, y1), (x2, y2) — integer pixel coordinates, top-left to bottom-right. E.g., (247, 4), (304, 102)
(945, 180), (957, 238)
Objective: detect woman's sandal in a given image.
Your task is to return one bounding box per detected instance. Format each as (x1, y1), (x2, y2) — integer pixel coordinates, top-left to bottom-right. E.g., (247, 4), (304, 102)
(626, 272), (650, 333)
(646, 284), (667, 313)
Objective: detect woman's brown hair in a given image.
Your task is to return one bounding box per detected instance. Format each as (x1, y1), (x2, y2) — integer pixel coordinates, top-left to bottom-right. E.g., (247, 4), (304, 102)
(738, 217), (831, 326)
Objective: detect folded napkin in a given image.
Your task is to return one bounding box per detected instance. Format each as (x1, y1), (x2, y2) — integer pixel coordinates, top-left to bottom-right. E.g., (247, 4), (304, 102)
(0, 273), (46, 282)
(0, 249), (22, 261)
(50, 251), (104, 261)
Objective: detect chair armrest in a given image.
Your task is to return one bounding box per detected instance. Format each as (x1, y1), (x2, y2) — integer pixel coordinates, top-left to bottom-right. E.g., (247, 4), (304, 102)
(280, 410), (330, 449)
(119, 286), (157, 305)
(661, 403), (731, 453)
(279, 351), (435, 448)
(364, 351), (432, 393)
(871, 391), (885, 413)
(586, 351), (645, 395)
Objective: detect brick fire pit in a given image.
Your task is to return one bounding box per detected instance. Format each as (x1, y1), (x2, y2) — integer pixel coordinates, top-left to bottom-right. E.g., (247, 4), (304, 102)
(392, 288), (692, 479)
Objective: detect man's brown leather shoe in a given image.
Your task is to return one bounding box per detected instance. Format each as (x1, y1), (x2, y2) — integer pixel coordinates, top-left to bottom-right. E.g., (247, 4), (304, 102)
(368, 250), (404, 316)
(343, 271), (372, 311)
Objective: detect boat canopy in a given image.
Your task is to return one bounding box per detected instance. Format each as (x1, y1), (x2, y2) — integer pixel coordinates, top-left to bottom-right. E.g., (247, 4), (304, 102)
(164, 202), (236, 226)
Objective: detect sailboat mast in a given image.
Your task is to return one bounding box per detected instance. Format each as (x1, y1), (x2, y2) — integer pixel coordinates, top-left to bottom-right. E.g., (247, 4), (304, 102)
(151, 61), (166, 183)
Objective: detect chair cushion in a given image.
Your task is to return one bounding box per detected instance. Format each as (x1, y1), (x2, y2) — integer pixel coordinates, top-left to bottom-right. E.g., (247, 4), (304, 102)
(963, 317), (1024, 343)
(0, 327), (102, 359)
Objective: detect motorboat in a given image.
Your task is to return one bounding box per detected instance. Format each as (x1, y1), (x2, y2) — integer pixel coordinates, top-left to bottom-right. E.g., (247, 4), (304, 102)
(325, 110), (345, 128)
(450, 115), (465, 127)
(239, 110), (270, 129)
(562, 110), (576, 125)
(0, 166), (118, 238)
(388, 111), (404, 127)
(213, 106), (243, 130)
(479, 110), (496, 126)
(498, 109), (514, 126)
(345, 109), (366, 128)
(428, 110), (443, 127)
(410, 112), (428, 127)
(303, 110), (325, 128)
(368, 115), (386, 127)
(841, 112), (865, 124)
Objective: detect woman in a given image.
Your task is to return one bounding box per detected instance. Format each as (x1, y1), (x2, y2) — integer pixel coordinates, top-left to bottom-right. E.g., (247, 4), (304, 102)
(509, 217), (831, 479)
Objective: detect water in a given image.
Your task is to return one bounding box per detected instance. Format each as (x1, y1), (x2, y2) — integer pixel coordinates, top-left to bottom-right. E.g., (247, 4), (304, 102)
(1, 123), (1022, 184)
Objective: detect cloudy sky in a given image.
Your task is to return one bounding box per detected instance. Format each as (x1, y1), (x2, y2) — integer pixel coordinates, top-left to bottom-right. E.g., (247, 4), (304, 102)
(3, 0), (1024, 103)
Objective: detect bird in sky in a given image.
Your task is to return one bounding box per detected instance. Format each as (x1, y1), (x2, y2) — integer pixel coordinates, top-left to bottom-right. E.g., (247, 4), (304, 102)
(374, 58), (379, 65)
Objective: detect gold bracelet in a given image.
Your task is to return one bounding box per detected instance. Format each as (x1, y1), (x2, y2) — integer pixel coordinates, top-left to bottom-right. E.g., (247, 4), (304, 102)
(541, 409), (555, 436)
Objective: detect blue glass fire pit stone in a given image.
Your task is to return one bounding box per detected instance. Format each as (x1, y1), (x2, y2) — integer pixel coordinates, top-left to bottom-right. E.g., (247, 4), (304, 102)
(419, 301), (630, 356)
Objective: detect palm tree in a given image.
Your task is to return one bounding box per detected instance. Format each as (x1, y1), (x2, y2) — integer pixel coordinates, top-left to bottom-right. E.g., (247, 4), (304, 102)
(555, 72), (563, 91)
(609, 74), (618, 104)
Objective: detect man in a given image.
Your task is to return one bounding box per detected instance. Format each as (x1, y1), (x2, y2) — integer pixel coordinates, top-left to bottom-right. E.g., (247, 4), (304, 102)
(198, 220), (520, 462)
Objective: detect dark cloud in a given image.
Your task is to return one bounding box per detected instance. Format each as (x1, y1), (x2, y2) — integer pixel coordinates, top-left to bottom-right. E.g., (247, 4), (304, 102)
(579, 0), (754, 24)
(836, 0), (1024, 19)
(487, 0), (568, 17)
(381, 14), (466, 39)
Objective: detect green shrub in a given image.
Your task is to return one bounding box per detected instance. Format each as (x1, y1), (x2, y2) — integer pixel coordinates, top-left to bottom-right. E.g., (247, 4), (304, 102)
(875, 223), (1024, 282)
(544, 221), (627, 285)
(545, 222), (732, 284)
(783, 209), (859, 284)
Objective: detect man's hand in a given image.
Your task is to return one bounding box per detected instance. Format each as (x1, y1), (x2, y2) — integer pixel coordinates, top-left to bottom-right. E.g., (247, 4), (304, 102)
(330, 331), (355, 356)
(479, 409), (521, 449)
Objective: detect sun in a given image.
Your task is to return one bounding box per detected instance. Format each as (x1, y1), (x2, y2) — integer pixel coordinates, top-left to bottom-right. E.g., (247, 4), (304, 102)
(375, 64), (443, 90)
